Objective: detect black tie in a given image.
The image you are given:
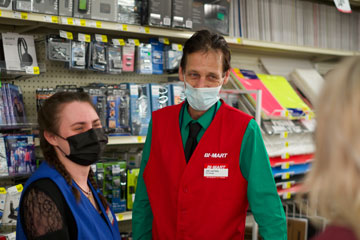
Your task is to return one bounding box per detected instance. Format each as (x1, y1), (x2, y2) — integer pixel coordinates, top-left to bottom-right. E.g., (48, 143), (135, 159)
(184, 122), (202, 163)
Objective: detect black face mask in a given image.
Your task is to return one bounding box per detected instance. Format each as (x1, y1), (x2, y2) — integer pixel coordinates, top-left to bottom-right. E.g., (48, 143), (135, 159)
(57, 128), (108, 166)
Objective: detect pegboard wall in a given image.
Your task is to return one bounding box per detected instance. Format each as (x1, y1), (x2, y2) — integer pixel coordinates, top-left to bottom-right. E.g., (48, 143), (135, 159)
(3, 35), (337, 122)
(5, 39), (169, 122)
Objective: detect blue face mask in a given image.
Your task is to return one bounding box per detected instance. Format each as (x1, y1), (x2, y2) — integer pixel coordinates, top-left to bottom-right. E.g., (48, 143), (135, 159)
(184, 78), (222, 111)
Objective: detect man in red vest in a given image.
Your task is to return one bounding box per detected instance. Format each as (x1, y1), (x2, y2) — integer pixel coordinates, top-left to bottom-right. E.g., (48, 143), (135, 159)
(132, 30), (287, 240)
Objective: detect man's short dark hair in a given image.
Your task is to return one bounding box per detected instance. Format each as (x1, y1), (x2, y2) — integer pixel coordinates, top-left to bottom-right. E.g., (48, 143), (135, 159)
(180, 30), (231, 74)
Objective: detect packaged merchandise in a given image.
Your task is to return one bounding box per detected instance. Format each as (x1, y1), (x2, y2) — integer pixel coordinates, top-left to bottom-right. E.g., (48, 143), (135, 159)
(0, 187), (6, 223)
(106, 86), (131, 135)
(89, 41), (107, 72)
(46, 36), (71, 62)
(0, 136), (8, 176)
(107, 45), (122, 74)
(117, 0), (141, 25)
(2, 184), (23, 225)
(2, 33), (38, 71)
(0, 0), (12, 10)
(126, 168), (139, 210)
(91, 0), (118, 22)
(141, 0), (171, 27)
(73, 0), (92, 19)
(164, 44), (183, 73)
(32, 0), (58, 15)
(4, 135), (36, 175)
(83, 84), (107, 127)
(127, 83), (151, 136)
(136, 43), (152, 74)
(169, 83), (185, 105)
(58, 0), (73, 17)
(70, 41), (87, 70)
(149, 83), (171, 112)
(122, 44), (135, 72)
(149, 39), (163, 75)
(13, 0), (32, 11)
(172, 0), (193, 29)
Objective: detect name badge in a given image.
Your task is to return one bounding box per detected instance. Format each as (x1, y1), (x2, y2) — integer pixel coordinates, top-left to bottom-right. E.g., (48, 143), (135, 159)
(106, 207), (114, 225)
(204, 164), (228, 179)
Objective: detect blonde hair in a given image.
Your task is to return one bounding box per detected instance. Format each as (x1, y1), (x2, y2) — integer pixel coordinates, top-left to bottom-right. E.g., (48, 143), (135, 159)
(301, 57), (360, 237)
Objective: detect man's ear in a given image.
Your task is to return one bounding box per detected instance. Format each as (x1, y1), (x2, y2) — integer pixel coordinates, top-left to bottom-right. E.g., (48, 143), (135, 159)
(179, 66), (184, 82)
(44, 131), (59, 146)
(223, 70), (230, 85)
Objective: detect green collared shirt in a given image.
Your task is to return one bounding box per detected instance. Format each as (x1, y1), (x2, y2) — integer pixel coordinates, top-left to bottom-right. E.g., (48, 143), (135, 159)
(133, 101), (287, 240)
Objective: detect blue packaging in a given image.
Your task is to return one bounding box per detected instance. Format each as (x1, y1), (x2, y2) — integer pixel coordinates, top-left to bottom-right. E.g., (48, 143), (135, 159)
(136, 44), (152, 74)
(149, 83), (171, 112)
(149, 39), (164, 75)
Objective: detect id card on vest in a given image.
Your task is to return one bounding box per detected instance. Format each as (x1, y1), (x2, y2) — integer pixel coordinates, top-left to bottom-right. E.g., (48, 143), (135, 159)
(106, 207), (114, 225)
(204, 163), (229, 179)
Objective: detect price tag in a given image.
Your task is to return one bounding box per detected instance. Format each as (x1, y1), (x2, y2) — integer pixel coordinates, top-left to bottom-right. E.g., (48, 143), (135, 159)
(137, 136), (143, 143)
(237, 38), (242, 44)
(140, 27), (150, 33)
(44, 15), (58, 23)
(78, 33), (91, 42)
(117, 213), (124, 220)
(281, 152), (290, 159)
(281, 110), (289, 117)
(129, 39), (140, 46)
(67, 18), (74, 25)
(16, 184), (23, 192)
(122, 24), (128, 31)
(283, 192), (291, 200)
(25, 66), (40, 75)
(0, 10), (2, 16)
(281, 173), (290, 180)
(283, 182), (292, 189)
(60, 30), (73, 40)
(96, 21), (102, 28)
(95, 34), (107, 43)
(21, 12), (28, 19)
(280, 131), (288, 139)
(306, 114), (312, 120)
(284, 141), (289, 148)
(112, 39), (125, 46)
(0, 188), (6, 194)
(281, 162), (290, 169)
(159, 37), (170, 45)
(79, 19), (86, 26)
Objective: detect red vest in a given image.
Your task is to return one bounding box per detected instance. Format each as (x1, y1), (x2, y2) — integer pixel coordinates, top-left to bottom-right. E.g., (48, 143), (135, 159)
(143, 100), (252, 240)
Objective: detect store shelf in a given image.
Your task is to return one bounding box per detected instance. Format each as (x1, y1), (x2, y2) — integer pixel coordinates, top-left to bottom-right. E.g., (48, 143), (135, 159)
(0, 10), (358, 60)
(116, 211), (132, 222)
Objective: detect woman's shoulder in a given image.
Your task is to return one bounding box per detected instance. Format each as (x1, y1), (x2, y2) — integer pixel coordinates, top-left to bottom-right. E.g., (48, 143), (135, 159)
(312, 225), (358, 240)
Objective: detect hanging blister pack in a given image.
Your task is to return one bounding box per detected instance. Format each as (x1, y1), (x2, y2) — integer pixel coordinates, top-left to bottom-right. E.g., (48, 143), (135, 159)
(136, 43), (152, 74)
(46, 36), (71, 62)
(164, 44), (183, 73)
(90, 42), (107, 72)
(107, 45), (122, 74)
(70, 41), (87, 70)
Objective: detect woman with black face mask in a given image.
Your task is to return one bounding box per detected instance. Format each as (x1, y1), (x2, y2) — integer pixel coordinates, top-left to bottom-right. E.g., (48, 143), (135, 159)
(16, 92), (121, 240)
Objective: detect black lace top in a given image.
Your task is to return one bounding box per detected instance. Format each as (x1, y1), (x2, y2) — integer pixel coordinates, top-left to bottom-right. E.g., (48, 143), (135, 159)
(20, 179), (77, 240)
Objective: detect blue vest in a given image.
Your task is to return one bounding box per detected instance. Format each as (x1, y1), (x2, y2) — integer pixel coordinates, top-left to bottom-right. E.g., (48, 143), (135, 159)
(16, 162), (121, 240)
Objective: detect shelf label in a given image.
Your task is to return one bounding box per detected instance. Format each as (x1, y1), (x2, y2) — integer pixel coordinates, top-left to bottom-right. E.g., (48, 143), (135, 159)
(14, 12), (28, 19)
(95, 34), (108, 43)
(283, 192), (291, 200)
(128, 39), (140, 46)
(284, 141), (289, 148)
(117, 24), (128, 31)
(25, 66), (40, 75)
(172, 43), (182, 51)
(112, 39), (125, 46)
(0, 188), (6, 194)
(280, 131), (288, 139)
(60, 30), (73, 40)
(283, 182), (292, 189)
(117, 213), (124, 220)
(281, 173), (290, 180)
(281, 110), (289, 117)
(67, 18), (74, 25)
(237, 38), (242, 44)
(96, 21), (102, 28)
(0, 10), (2, 16)
(137, 136), (143, 143)
(80, 19), (86, 26)
(159, 37), (170, 45)
(281, 152), (290, 160)
(281, 162), (290, 169)
(140, 27), (150, 33)
(78, 33), (91, 42)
